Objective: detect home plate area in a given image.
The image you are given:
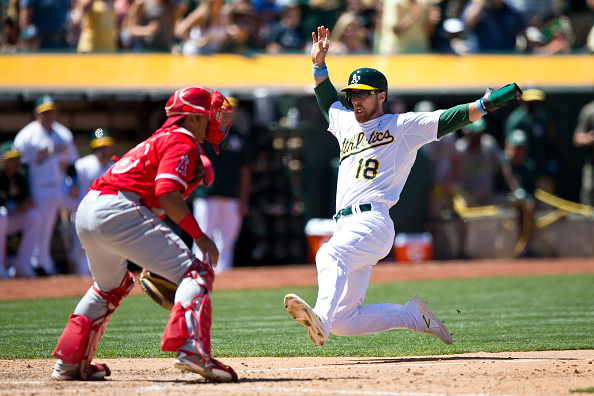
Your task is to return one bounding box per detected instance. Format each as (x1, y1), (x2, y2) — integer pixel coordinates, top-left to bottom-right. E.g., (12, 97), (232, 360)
(2, 351), (593, 396)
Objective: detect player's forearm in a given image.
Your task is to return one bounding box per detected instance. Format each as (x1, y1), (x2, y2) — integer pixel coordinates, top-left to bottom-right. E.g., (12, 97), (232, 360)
(314, 75), (329, 87)
(160, 190), (204, 240)
(438, 84), (523, 138)
(314, 78), (339, 123)
(159, 190), (190, 223)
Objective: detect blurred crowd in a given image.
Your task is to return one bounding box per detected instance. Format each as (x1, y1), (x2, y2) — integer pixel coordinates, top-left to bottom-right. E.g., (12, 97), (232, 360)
(1, 0), (593, 54)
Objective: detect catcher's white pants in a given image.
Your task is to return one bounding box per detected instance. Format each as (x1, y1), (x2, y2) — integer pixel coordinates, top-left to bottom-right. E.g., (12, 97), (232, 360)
(192, 197), (242, 274)
(313, 203), (423, 337)
(0, 205), (41, 277)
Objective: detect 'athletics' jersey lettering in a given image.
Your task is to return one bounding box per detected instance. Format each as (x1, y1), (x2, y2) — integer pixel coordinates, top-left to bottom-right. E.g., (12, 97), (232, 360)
(340, 130), (394, 164)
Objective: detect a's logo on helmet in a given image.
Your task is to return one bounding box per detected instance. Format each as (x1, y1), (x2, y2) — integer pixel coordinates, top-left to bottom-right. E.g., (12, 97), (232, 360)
(351, 74), (361, 85)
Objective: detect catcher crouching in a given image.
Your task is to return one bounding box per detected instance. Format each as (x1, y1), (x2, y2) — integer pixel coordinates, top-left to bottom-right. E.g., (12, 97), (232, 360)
(51, 86), (238, 383)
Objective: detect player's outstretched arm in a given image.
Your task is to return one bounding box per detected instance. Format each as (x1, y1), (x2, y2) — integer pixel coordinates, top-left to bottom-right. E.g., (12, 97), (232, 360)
(311, 26), (330, 86)
(311, 26), (339, 123)
(437, 83), (523, 138)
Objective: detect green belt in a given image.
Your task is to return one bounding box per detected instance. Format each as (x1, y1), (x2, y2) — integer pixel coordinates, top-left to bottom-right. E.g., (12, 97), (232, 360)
(333, 203), (372, 222)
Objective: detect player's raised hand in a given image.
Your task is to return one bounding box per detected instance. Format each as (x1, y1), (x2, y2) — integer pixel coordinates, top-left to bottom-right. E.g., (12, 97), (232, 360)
(311, 26), (330, 66)
(195, 234), (219, 268)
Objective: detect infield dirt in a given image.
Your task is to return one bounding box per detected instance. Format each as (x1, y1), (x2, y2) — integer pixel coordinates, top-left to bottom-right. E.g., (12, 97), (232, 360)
(1, 258), (593, 395)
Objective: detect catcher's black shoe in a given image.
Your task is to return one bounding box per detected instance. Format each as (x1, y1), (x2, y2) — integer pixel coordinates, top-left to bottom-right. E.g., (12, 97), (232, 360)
(284, 293), (328, 346)
(174, 351), (238, 383)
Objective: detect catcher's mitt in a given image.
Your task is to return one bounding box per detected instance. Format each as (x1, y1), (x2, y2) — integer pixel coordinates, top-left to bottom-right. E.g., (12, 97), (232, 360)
(139, 270), (177, 310)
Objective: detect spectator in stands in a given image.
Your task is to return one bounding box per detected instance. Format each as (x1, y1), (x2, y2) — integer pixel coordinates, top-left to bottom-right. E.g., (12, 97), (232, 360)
(375, 0), (442, 54)
(300, 0), (344, 36)
(173, 0), (232, 55)
(572, 100), (594, 205)
(250, 0), (279, 50)
(568, 0), (594, 50)
(455, 117), (520, 206)
(120, 0), (176, 51)
(505, 0), (558, 28)
(0, 141), (41, 278)
(461, 0), (527, 53)
(19, 0), (71, 49)
(265, 0), (306, 53)
(226, 0), (261, 53)
(428, 0), (468, 53)
(531, 11), (575, 55)
(14, 95), (80, 276)
(327, 11), (370, 54)
(114, 0), (133, 33)
(439, 17), (468, 54)
(72, 0), (118, 52)
(1, 16), (20, 52)
(589, 2), (594, 53)
(504, 88), (557, 193)
(343, 0), (377, 46)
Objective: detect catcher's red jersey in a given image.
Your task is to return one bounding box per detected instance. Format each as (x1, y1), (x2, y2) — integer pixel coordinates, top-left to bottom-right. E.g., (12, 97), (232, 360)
(91, 126), (204, 212)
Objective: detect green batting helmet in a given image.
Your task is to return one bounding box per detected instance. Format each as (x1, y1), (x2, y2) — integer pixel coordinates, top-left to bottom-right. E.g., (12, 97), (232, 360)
(90, 128), (114, 149)
(341, 68), (388, 109)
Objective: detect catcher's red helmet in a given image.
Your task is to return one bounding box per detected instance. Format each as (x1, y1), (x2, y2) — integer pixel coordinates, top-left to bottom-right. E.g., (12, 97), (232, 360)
(162, 86), (233, 153)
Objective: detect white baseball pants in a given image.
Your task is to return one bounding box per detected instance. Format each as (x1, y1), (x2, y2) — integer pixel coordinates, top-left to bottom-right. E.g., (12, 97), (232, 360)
(313, 203), (425, 337)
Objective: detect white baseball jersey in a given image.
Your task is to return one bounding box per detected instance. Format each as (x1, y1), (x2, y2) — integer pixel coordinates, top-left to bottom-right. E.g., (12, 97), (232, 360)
(14, 121), (79, 187)
(75, 154), (114, 197)
(13, 120), (79, 275)
(327, 102), (443, 211)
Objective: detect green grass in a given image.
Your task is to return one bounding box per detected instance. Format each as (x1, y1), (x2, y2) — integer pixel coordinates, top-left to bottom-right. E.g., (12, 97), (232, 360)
(0, 274), (592, 359)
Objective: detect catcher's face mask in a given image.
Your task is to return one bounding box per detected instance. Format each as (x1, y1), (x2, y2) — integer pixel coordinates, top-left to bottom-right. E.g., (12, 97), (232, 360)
(162, 86), (234, 153)
(206, 91), (233, 154)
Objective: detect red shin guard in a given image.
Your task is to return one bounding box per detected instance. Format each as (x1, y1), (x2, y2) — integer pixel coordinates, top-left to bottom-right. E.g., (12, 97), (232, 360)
(162, 262), (213, 361)
(52, 271), (135, 379)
